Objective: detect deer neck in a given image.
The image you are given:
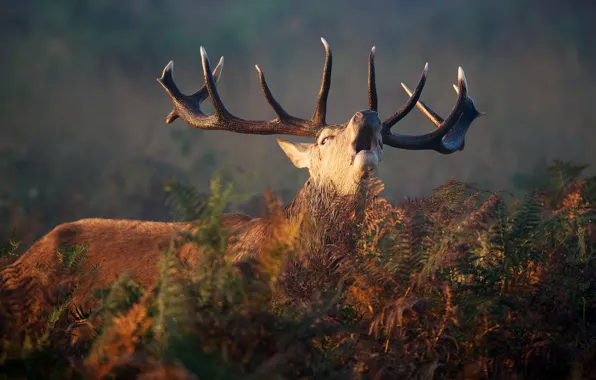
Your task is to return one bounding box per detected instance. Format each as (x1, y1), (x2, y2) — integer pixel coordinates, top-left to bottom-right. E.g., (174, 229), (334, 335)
(283, 178), (368, 249)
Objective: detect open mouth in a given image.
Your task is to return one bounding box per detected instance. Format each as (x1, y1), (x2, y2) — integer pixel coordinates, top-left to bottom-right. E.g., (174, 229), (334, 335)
(351, 124), (376, 160)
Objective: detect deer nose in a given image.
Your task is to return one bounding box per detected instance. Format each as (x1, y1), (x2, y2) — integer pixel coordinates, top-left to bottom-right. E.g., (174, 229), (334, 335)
(354, 111), (364, 123)
(351, 110), (381, 131)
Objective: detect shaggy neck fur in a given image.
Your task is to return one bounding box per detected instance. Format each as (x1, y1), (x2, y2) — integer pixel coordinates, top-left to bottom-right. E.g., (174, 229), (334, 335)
(283, 178), (369, 251)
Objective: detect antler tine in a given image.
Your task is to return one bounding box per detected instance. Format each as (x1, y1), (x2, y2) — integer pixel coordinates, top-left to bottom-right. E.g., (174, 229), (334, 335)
(311, 37), (332, 126)
(200, 47), (229, 119)
(368, 46), (378, 112)
(382, 63), (428, 131)
(382, 67), (483, 153)
(401, 82), (444, 126)
(255, 64), (317, 130)
(158, 61), (181, 124)
(451, 83), (486, 117)
(255, 65), (293, 121)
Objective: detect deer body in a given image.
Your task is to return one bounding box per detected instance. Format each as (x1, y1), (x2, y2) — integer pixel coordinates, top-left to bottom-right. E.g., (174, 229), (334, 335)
(0, 38), (482, 319)
(0, 181), (361, 315)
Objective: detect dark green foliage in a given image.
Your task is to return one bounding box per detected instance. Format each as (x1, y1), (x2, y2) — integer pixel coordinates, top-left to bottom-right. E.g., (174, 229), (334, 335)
(93, 275), (146, 328)
(0, 230), (20, 259)
(548, 161), (590, 193)
(0, 243), (93, 379)
(56, 244), (89, 273)
(164, 180), (210, 222)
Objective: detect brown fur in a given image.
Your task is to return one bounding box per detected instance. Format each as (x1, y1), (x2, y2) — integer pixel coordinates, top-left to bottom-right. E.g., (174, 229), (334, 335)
(0, 213), (254, 317)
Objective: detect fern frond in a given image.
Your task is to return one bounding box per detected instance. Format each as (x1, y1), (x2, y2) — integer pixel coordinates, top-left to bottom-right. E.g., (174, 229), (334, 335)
(55, 244), (89, 273)
(165, 180), (209, 222)
(547, 160), (589, 193)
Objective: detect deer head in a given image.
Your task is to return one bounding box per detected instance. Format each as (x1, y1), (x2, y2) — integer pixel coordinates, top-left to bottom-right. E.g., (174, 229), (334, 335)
(157, 38), (483, 195)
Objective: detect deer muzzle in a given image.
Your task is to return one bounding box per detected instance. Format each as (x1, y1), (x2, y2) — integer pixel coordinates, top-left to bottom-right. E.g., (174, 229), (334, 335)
(350, 110), (382, 166)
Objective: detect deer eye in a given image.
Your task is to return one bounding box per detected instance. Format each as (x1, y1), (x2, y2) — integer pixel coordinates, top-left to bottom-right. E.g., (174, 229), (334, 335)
(320, 136), (334, 145)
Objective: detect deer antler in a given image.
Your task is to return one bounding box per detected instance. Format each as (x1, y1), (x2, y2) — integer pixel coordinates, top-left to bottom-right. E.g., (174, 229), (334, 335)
(157, 38), (334, 137)
(399, 81), (485, 153)
(367, 49), (483, 154)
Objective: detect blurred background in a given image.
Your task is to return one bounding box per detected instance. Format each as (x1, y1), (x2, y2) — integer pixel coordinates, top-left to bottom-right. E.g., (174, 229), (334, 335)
(1, 0), (595, 246)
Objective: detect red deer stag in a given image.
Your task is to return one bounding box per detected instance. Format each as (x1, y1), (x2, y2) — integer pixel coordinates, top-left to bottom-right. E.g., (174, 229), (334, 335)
(0, 38), (483, 316)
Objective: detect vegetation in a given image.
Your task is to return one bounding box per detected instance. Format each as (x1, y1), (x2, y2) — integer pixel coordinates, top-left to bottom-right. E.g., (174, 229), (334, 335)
(1, 160), (594, 379)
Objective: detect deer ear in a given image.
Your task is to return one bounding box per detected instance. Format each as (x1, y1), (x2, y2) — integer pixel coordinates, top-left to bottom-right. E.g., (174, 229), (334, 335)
(277, 138), (312, 169)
